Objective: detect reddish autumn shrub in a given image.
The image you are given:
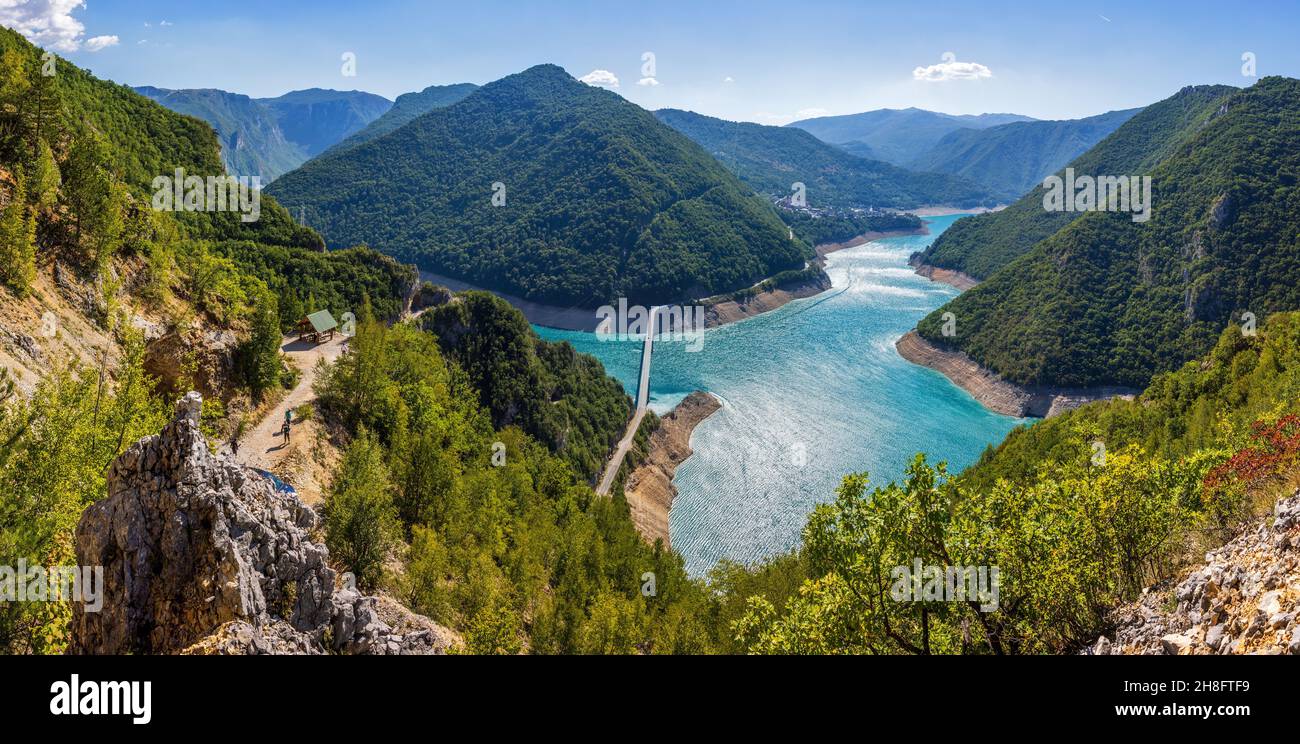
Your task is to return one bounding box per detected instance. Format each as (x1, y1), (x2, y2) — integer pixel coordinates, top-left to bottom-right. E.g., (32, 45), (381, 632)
(1203, 414), (1300, 491)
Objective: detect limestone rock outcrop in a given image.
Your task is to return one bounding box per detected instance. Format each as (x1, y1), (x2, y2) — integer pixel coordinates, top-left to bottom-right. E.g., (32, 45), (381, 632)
(69, 392), (456, 655)
(1088, 488), (1300, 655)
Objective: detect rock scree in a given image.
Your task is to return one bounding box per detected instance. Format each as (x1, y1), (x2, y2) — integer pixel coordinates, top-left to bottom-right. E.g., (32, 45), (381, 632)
(1087, 488), (1300, 656)
(69, 392), (457, 655)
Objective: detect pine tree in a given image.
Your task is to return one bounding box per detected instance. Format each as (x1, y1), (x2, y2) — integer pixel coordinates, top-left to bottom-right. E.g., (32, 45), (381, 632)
(0, 48), (31, 157)
(0, 168), (35, 296)
(278, 288), (304, 333)
(26, 138), (58, 208)
(240, 286), (283, 400)
(62, 132), (122, 264)
(323, 429), (399, 590)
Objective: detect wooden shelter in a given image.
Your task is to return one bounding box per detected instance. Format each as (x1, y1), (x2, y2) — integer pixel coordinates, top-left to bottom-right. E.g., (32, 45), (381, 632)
(297, 310), (338, 344)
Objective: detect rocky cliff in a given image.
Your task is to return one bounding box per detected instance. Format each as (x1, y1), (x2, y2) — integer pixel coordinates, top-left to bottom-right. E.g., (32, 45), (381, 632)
(69, 392), (457, 655)
(1089, 488), (1300, 656)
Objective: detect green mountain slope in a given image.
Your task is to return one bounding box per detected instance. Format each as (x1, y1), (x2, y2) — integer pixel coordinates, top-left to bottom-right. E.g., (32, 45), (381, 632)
(268, 64), (808, 306)
(328, 83), (478, 153)
(914, 85), (1237, 280)
(908, 108), (1142, 200)
(135, 86), (391, 180)
(915, 77), (1300, 390)
(788, 108), (1034, 165)
(418, 291), (631, 482)
(960, 311), (1300, 493)
(654, 108), (994, 209)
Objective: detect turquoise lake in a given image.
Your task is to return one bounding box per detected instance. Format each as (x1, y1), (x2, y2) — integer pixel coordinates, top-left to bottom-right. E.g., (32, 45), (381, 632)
(536, 214), (1026, 575)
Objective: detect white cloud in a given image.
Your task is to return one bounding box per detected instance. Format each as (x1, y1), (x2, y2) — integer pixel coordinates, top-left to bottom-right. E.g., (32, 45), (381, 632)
(723, 76), (734, 84)
(0, 1), (118, 53)
(578, 69), (619, 88)
(159, 20), (172, 26)
(795, 107), (829, 119)
(912, 53), (992, 82)
(83, 33), (117, 51)
(636, 76), (660, 87)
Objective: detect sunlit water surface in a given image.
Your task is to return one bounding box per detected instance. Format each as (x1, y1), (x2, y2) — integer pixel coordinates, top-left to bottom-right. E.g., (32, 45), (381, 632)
(537, 215), (1025, 575)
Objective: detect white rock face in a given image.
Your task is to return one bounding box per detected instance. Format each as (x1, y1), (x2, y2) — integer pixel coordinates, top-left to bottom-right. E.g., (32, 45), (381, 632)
(70, 393), (456, 655)
(1088, 488), (1300, 656)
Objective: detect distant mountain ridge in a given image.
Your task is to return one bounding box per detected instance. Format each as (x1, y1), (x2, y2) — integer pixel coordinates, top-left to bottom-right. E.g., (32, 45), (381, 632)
(907, 108), (1143, 200)
(789, 108), (1036, 165)
(268, 64), (808, 306)
(328, 83), (479, 153)
(655, 108), (995, 209)
(256, 88), (393, 158)
(135, 86), (392, 180)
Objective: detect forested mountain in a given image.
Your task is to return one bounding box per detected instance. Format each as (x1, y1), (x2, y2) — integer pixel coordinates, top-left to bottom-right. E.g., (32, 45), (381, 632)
(268, 64), (809, 306)
(311, 302), (716, 654)
(135, 86), (392, 180)
(328, 82), (478, 153)
(915, 77), (1300, 390)
(654, 108), (995, 209)
(907, 107), (1142, 200)
(1, 29), (718, 655)
(788, 108), (1035, 165)
(913, 85), (1237, 280)
(0, 25), (412, 352)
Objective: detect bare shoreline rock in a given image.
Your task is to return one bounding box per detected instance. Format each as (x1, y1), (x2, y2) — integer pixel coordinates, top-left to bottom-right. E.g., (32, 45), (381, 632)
(908, 259), (981, 291)
(894, 330), (1137, 418)
(701, 274), (832, 328)
(623, 391), (722, 546)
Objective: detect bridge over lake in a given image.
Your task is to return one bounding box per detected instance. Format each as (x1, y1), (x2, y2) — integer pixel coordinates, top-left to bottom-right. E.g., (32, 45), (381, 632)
(595, 306), (662, 496)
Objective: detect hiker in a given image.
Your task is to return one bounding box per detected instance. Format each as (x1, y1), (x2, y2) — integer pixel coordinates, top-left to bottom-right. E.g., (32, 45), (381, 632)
(281, 421), (291, 445)
(230, 436), (240, 456)
(284, 408), (293, 426)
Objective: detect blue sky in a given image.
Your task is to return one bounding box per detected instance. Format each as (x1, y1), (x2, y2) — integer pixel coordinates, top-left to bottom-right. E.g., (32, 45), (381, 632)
(7, 0), (1300, 122)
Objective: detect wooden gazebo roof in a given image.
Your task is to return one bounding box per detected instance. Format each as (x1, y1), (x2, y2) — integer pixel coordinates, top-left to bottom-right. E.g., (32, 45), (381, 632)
(299, 310), (338, 333)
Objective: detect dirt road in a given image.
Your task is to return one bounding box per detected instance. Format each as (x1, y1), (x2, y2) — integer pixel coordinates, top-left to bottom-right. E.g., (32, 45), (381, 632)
(236, 333), (347, 471)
